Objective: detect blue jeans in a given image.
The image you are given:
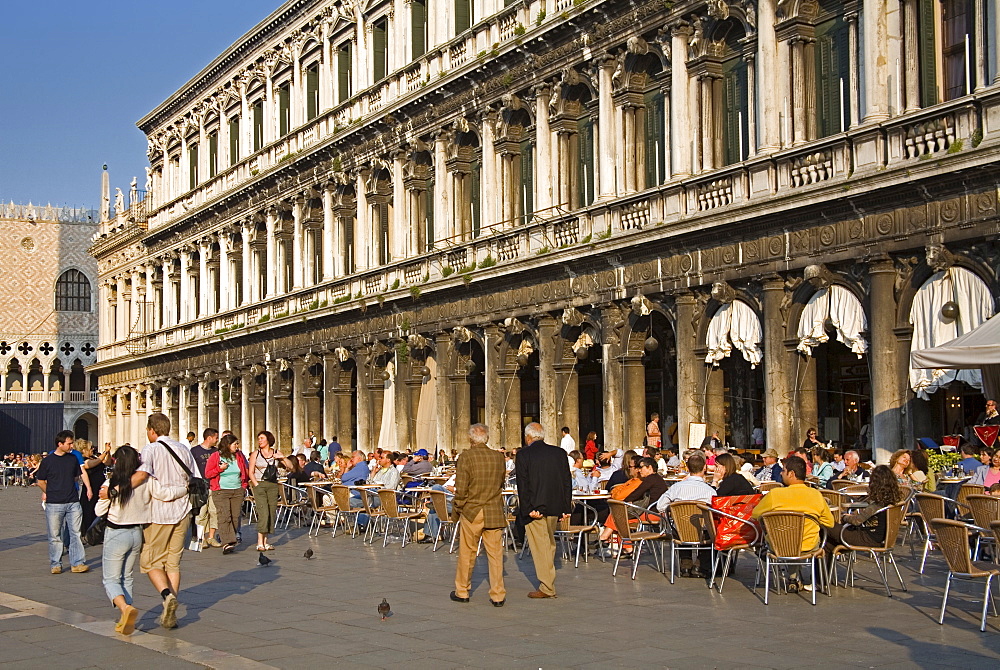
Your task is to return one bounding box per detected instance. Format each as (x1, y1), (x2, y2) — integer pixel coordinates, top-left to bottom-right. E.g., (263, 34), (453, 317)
(45, 502), (85, 568)
(423, 485), (452, 538)
(102, 526), (143, 604)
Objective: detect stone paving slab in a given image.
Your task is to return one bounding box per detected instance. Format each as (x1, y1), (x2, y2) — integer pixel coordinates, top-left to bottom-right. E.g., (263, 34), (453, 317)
(3, 485), (1000, 668)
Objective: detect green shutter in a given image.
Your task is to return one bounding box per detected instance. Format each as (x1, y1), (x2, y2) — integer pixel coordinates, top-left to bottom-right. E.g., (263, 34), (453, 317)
(455, 0), (471, 34)
(252, 101), (264, 151)
(578, 117), (595, 207)
(208, 132), (218, 178)
(644, 90), (665, 187)
(229, 117), (239, 164)
(520, 139), (534, 224)
(918, 0), (938, 107)
(189, 144), (198, 188)
(426, 176), (435, 250)
(816, 17), (850, 137)
(338, 43), (352, 103)
(470, 159), (481, 238)
(278, 84), (290, 135)
(306, 64), (319, 120)
(412, 0), (426, 60)
(722, 58), (748, 166)
(373, 19), (387, 81)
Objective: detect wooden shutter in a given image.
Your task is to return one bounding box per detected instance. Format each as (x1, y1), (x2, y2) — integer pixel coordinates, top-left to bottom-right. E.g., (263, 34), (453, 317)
(306, 64), (319, 120)
(644, 91), (665, 187)
(278, 84), (290, 135)
(520, 140), (534, 224)
(918, 0), (938, 107)
(189, 144), (198, 188)
(228, 117), (239, 164)
(426, 176), (435, 250)
(470, 159), (481, 238)
(252, 101), (263, 151)
(455, 0), (471, 34)
(722, 59), (748, 166)
(372, 19), (387, 82)
(412, 0), (426, 60)
(816, 17), (850, 137)
(338, 43), (352, 103)
(578, 117), (595, 207)
(208, 132), (218, 178)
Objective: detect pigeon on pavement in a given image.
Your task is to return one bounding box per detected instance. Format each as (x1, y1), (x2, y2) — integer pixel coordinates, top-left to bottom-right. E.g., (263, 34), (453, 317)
(258, 552), (272, 566)
(304, 548), (314, 559)
(378, 598), (391, 620)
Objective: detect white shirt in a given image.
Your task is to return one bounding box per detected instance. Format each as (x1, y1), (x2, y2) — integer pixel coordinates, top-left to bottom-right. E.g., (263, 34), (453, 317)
(138, 435), (199, 525)
(560, 434), (576, 454)
(655, 475), (716, 513)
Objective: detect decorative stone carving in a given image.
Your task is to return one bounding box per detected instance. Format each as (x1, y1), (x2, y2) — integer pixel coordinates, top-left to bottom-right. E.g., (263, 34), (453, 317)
(561, 307), (586, 327)
(804, 263), (835, 290)
(711, 281), (736, 304)
(630, 294), (652, 316)
(452, 326), (474, 344)
(926, 243), (957, 273)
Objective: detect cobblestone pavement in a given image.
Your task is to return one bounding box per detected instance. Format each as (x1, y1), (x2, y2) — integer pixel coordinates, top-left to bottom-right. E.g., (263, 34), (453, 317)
(2, 485), (1000, 669)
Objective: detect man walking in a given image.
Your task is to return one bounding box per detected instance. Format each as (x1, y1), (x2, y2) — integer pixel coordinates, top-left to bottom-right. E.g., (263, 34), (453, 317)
(516, 422), (572, 599)
(131, 413), (198, 629)
(450, 424), (507, 606)
(36, 430), (89, 574)
(189, 428), (220, 548)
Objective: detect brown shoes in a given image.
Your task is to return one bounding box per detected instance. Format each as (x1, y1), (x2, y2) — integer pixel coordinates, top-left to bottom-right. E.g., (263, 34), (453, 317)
(527, 590), (556, 598)
(71, 564), (90, 573)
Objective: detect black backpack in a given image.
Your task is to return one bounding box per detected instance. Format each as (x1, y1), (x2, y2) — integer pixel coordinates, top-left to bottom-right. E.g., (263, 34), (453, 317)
(160, 440), (210, 514)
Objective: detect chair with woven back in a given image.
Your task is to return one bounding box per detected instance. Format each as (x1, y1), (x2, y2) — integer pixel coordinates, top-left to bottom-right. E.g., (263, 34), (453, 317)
(377, 488), (425, 547)
(966, 494), (1000, 560)
(305, 485), (338, 537)
(606, 499), (669, 579)
(957, 483), (984, 513)
(276, 483), (308, 529)
(755, 511), (830, 605)
(829, 503), (908, 597)
(914, 492), (969, 573)
(358, 489), (388, 543)
(929, 518), (1000, 632)
(328, 484), (361, 538)
(820, 490), (846, 524)
(705, 504), (762, 594)
(665, 501), (715, 585)
(757, 481), (783, 493)
(428, 489), (459, 552)
(555, 502), (601, 568)
(830, 479), (857, 491)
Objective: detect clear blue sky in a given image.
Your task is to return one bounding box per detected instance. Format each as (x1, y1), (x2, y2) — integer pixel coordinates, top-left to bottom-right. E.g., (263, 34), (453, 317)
(0, 1), (281, 210)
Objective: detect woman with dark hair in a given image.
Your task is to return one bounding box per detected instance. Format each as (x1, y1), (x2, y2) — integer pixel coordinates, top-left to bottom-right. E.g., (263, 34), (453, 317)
(826, 465), (903, 554)
(286, 453), (309, 486)
(205, 434), (250, 555)
(96, 445), (183, 635)
(248, 430), (293, 551)
(811, 447), (835, 488)
(584, 431), (599, 462)
(79, 440), (109, 534)
(714, 453), (756, 496)
(909, 448), (933, 491)
(802, 427), (825, 451)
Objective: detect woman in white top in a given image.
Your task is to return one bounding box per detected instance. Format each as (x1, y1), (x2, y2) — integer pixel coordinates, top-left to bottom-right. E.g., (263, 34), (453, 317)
(95, 445), (185, 635)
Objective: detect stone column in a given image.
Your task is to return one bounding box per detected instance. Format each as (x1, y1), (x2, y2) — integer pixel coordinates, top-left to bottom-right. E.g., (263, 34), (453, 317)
(218, 235), (230, 311)
(534, 84), (552, 214)
(481, 109), (498, 230)
(322, 353), (339, 443)
(265, 208), (278, 298)
(794, 350), (819, 445)
(355, 173), (370, 270)
(674, 293), (704, 453)
(393, 358), (413, 452)
(600, 306), (624, 455)
(500, 367), (522, 452)
(901, 0), (920, 111)
(597, 56), (617, 199)
(862, 0), (890, 121)
(704, 365), (726, 439)
(434, 334), (456, 455)
(292, 197), (304, 290)
(869, 258), (902, 463)
(197, 379), (210, 440)
(241, 374), (252, 446)
(700, 75), (715, 170)
(433, 134), (449, 241)
(483, 324), (503, 439)
(791, 38), (807, 145)
(354, 349), (373, 452)
(538, 316), (559, 444)
(762, 276), (794, 455)
(265, 364), (281, 436)
(757, 1), (780, 151)
(322, 184), (335, 280)
(555, 357), (581, 447)
(177, 383), (190, 441)
(198, 243), (210, 318)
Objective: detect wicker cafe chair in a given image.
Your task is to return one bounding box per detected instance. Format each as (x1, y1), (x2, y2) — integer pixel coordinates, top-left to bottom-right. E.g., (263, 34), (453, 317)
(929, 519), (1000, 632)
(277, 483), (308, 529)
(705, 505), (762, 594)
(665, 501), (714, 584)
(606, 499), (669, 579)
(328, 485), (362, 538)
(966, 495), (1000, 560)
(914, 493), (969, 573)
(358, 489), (388, 543)
(820, 489), (846, 524)
(830, 503), (908, 597)
(556, 502), (600, 568)
(428, 489), (459, 553)
(755, 511), (830, 605)
(830, 479), (857, 491)
(956, 483), (984, 515)
(377, 489), (425, 547)
(305, 484), (338, 537)
(757, 481), (783, 493)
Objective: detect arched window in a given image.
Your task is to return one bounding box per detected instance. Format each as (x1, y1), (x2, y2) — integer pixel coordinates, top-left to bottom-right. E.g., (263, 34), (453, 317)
(55, 269), (91, 312)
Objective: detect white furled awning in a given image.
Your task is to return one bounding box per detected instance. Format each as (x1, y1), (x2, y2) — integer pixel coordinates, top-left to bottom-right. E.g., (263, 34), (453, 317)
(908, 267), (994, 400)
(796, 285), (868, 358)
(414, 354), (438, 453)
(376, 359), (397, 452)
(705, 299), (763, 369)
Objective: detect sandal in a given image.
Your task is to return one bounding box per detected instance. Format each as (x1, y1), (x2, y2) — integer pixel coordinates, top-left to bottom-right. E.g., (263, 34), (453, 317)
(222, 543), (237, 555)
(255, 545), (267, 552)
(263, 544), (275, 551)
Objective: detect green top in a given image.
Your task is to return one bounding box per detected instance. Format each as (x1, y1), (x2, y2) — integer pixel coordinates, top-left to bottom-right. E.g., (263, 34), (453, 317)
(218, 457), (242, 489)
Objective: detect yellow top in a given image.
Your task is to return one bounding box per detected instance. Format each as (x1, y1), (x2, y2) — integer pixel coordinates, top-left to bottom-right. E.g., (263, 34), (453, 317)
(751, 483), (835, 552)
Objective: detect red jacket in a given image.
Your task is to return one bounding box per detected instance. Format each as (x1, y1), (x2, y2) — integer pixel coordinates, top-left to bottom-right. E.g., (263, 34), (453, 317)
(204, 450), (250, 491)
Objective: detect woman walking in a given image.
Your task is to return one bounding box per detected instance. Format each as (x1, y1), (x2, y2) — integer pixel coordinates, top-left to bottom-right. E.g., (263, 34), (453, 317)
(248, 431), (292, 551)
(95, 445), (184, 635)
(205, 434), (250, 555)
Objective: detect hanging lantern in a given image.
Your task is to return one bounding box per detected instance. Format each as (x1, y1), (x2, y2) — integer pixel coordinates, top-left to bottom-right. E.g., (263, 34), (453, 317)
(644, 336), (659, 353)
(575, 346), (589, 361)
(516, 353), (529, 367)
(381, 369), (391, 381)
(419, 365), (431, 377)
(465, 360), (477, 374)
(941, 301), (959, 321)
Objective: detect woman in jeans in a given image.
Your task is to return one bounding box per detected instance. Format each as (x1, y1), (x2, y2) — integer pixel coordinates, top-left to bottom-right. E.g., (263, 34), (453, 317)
(95, 445), (184, 634)
(248, 430), (292, 551)
(205, 434), (249, 555)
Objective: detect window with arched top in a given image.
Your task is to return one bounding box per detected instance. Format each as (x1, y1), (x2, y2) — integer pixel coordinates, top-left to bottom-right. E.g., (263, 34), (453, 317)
(55, 269), (91, 312)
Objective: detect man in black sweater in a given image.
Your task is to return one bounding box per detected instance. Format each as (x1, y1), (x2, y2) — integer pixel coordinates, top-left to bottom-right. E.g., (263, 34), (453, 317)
(515, 422), (572, 598)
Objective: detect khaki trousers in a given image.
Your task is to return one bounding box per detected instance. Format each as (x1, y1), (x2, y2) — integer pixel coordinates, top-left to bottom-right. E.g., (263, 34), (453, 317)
(454, 510), (506, 602)
(524, 515), (558, 596)
(195, 494), (218, 532)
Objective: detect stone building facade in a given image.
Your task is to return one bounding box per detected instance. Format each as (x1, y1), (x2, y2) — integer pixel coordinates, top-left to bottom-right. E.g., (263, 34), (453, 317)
(0, 202), (99, 452)
(91, 0), (1000, 460)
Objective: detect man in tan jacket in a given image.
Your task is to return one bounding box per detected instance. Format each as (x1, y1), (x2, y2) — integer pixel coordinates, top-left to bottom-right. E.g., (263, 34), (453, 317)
(451, 423), (507, 607)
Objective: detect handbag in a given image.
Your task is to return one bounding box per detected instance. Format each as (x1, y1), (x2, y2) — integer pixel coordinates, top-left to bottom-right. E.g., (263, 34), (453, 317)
(260, 452), (279, 483)
(711, 494), (762, 551)
(83, 515), (107, 546)
(159, 440), (210, 513)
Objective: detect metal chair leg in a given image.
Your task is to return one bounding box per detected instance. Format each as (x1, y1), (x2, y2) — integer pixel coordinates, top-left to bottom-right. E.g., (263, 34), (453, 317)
(939, 573), (953, 624)
(982, 574), (995, 632)
(888, 551), (907, 592)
